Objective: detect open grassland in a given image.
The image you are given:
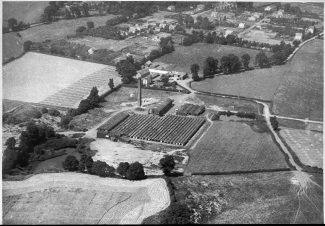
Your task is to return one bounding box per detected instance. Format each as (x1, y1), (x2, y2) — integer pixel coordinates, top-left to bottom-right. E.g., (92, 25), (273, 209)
(3, 173), (170, 224)
(191, 39), (324, 112)
(3, 1), (48, 24)
(273, 39), (323, 121)
(3, 52), (108, 105)
(242, 29), (281, 45)
(170, 171), (323, 224)
(3, 14), (118, 61)
(191, 64), (286, 100)
(186, 121), (289, 174)
(154, 43), (271, 73)
(280, 128), (323, 169)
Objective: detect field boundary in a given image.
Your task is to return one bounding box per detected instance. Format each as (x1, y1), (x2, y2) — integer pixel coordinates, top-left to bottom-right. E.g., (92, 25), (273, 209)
(191, 168), (291, 176)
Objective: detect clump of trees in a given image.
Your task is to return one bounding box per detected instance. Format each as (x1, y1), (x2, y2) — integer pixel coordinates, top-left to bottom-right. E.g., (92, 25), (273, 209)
(90, 160), (116, 177)
(5, 18), (30, 32)
(220, 54), (241, 74)
(255, 51), (270, 68)
(161, 202), (194, 224)
(116, 55), (139, 84)
(117, 162), (130, 177)
(203, 57), (218, 77)
(241, 53), (251, 70)
(125, 162), (146, 180)
(159, 155), (176, 176)
(60, 87), (101, 129)
(190, 64), (200, 81)
(63, 155), (79, 171)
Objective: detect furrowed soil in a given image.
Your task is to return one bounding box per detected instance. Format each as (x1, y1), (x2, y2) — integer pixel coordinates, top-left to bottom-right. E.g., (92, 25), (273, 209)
(3, 173), (170, 224)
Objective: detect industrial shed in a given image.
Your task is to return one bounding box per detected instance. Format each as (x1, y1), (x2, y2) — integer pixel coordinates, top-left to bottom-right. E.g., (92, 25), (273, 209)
(97, 112), (129, 138)
(148, 98), (173, 116)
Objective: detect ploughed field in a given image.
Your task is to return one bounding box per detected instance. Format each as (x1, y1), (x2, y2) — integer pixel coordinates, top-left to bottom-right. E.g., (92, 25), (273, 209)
(280, 128), (323, 169)
(3, 173), (170, 224)
(109, 114), (206, 146)
(186, 121), (289, 174)
(3, 52), (119, 109)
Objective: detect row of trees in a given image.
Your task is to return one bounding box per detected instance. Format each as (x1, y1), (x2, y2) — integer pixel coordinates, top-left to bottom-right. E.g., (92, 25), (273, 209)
(190, 50), (272, 80)
(182, 30), (274, 51)
(63, 154), (146, 180)
(4, 18), (30, 33)
(60, 87), (101, 129)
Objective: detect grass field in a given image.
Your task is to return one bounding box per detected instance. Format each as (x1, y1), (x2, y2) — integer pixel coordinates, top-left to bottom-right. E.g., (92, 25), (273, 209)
(242, 29), (281, 45)
(279, 128), (323, 169)
(3, 14), (118, 61)
(154, 43), (271, 74)
(186, 121), (289, 174)
(3, 1), (48, 24)
(273, 39), (323, 121)
(3, 52), (111, 107)
(191, 39), (324, 119)
(3, 173), (170, 224)
(191, 64), (286, 100)
(169, 171), (323, 224)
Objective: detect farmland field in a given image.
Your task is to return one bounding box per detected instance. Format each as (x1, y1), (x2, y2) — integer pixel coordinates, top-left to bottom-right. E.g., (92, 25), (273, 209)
(191, 39), (324, 116)
(3, 14), (118, 61)
(280, 128), (323, 169)
(186, 121), (289, 174)
(154, 43), (272, 74)
(2, 173), (170, 224)
(3, 1), (48, 24)
(273, 39), (323, 121)
(3, 52), (119, 108)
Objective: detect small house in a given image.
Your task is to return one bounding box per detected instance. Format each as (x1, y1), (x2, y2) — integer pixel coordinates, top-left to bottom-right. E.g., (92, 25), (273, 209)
(294, 33), (303, 41)
(136, 68), (150, 78)
(143, 74), (152, 86)
(238, 23), (245, 29)
(247, 16), (256, 21)
(169, 24), (177, 31)
(306, 26), (315, 34)
(196, 4), (205, 11)
(167, 5), (176, 12)
(224, 29), (234, 37)
(264, 6), (272, 11)
(88, 47), (96, 55)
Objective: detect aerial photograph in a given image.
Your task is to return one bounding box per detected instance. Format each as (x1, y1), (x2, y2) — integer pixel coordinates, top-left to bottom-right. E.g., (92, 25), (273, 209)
(1, 0), (323, 224)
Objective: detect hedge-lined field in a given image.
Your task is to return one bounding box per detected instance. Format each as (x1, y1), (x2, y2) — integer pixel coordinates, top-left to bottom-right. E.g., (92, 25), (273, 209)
(186, 121), (289, 174)
(273, 39), (323, 121)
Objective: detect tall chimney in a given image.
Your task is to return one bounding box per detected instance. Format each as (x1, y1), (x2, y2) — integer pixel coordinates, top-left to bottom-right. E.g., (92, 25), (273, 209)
(138, 77), (142, 107)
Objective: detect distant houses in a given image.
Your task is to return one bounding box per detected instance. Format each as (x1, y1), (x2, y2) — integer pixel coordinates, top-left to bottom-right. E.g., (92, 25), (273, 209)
(294, 32), (303, 41)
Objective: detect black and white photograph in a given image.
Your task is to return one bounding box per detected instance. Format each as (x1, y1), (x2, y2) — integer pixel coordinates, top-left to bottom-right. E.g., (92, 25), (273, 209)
(1, 0), (324, 224)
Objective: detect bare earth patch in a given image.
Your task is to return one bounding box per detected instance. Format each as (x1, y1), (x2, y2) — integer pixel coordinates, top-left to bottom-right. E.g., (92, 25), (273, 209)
(3, 173), (170, 224)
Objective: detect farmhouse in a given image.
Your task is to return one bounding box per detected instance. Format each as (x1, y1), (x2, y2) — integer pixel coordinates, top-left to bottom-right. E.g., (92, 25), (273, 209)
(294, 33), (303, 41)
(224, 29), (234, 37)
(248, 16), (257, 21)
(238, 23), (245, 29)
(167, 5), (175, 12)
(196, 4), (205, 11)
(137, 68), (150, 78)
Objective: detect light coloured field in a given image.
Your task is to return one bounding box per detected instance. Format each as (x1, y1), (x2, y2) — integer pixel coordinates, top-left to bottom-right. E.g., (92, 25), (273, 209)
(90, 138), (187, 175)
(40, 66), (121, 109)
(280, 128), (323, 169)
(3, 52), (107, 104)
(242, 29), (281, 45)
(3, 173), (170, 224)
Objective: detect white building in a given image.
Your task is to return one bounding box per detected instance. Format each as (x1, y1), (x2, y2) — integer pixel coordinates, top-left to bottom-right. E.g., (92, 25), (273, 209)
(88, 47), (96, 55)
(238, 23), (245, 29)
(264, 6), (272, 11)
(294, 33), (303, 41)
(247, 16), (256, 21)
(167, 5), (175, 12)
(224, 29), (234, 37)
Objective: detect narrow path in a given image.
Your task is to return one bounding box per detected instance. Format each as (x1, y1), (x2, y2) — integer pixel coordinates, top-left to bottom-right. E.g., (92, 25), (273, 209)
(255, 101), (302, 171)
(272, 115), (323, 124)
